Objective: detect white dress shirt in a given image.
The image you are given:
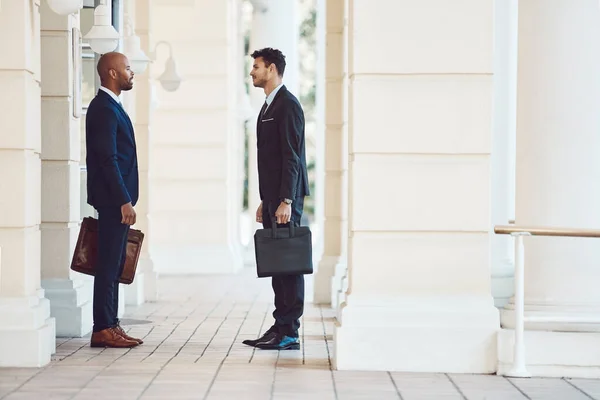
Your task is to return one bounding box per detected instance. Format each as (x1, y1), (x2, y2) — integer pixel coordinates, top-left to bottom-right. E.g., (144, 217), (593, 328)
(264, 83), (283, 112)
(99, 86), (121, 105)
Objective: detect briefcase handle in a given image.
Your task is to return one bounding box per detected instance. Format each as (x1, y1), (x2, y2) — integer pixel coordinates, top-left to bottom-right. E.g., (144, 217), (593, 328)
(270, 216), (296, 239)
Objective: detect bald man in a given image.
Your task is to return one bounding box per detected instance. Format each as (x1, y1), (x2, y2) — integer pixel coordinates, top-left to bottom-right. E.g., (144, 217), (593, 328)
(86, 52), (141, 348)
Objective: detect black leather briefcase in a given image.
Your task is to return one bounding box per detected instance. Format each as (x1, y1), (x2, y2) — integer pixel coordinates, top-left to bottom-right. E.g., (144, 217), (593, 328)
(254, 222), (313, 278)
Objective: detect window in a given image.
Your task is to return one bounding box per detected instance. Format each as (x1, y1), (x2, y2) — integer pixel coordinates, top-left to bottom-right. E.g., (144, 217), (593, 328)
(79, 5), (97, 167)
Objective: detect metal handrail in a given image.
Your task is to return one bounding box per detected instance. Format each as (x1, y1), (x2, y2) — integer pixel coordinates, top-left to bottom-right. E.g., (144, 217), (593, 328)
(493, 223), (600, 378)
(495, 225), (600, 238)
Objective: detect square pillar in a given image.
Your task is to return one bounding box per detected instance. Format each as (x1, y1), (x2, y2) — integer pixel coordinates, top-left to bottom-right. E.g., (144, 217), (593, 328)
(314, 0), (348, 305)
(149, 0), (244, 274)
(334, 0), (499, 372)
(0, 0), (56, 367)
(121, 0), (159, 305)
(498, 0), (600, 378)
(39, 2), (93, 338)
(490, 0), (517, 308)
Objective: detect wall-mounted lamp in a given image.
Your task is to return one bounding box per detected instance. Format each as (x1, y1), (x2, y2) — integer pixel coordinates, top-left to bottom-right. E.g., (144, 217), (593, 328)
(122, 17), (182, 92)
(83, 0), (119, 54)
(249, 0), (268, 13)
(153, 44), (182, 92)
(46, 0), (83, 15)
(122, 15), (150, 74)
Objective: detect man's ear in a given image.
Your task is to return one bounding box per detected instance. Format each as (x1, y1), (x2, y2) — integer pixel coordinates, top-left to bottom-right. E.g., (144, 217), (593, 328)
(109, 68), (117, 80)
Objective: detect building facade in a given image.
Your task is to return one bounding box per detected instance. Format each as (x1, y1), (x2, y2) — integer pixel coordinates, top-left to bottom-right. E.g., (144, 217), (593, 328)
(0, 0), (598, 378)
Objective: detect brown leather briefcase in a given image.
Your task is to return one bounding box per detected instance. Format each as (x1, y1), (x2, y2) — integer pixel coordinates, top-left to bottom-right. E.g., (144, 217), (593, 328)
(70, 217), (144, 285)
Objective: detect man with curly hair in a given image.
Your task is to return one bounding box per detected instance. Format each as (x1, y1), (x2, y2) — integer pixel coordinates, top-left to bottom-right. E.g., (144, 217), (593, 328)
(243, 47), (310, 350)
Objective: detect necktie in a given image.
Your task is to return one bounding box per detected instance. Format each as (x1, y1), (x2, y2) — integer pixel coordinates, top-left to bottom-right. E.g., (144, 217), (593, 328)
(259, 101), (268, 119)
(118, 101), (130, 117)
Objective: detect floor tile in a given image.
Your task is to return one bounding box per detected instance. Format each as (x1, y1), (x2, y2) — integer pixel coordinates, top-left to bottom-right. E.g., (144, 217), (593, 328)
(1, 269), (599, 400)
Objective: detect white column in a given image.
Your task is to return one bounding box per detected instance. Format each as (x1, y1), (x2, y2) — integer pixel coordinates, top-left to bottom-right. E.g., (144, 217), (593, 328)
(249, 0), (299, 94)
(245, 0), (270, 267)
(121, 0), (159, 305)
(498, 0), (600, 378)
(313, 0), (326, 262)
(245, 0), (300, 266)
(231, 2), (250, 260)
(0, 0), (56, 367)
(334, 0), (499, 372)
(490, 0), (518, 308)
(313, 0), (347, 304)
(149, 0), (243, 274)
(39, 3), (93, 336)
(330, 0), (350, 312)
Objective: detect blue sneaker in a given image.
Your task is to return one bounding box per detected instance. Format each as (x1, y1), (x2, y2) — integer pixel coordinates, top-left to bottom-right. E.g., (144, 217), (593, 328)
(255, 335), (300, 350)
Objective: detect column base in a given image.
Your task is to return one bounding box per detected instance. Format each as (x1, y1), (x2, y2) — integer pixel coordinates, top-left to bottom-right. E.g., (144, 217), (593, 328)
(497, 329), (600, 378)
(313, 255), (339, 304)
(125, 256), (159, 305)
(143, 263), (159, 302)
(42, 278), (93, 337)
(492, 259), (514, 308)
(335, 275), (348, 323)
(125, 272), (145, 306)
(334, 295), (499, 372)
(152, 244), (243, 274)
(117, 284), (125, 319)
(0, 296), (56, 367)
(243, 240), (257, 267)
(331, 259), (348, 309)
(241, 210), (258, 267)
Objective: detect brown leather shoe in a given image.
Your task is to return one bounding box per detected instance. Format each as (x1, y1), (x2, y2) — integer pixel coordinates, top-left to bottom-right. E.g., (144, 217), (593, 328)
(90, 328), (139, 348)
(114, 324), (144, 344)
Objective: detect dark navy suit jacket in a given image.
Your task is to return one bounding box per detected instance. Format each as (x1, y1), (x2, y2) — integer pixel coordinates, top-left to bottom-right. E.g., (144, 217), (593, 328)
(85, 90), (139, 208)
(257, 85), (310, 201)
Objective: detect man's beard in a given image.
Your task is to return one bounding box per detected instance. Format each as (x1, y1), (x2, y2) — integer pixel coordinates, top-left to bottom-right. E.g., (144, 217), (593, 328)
(122, 81), (134, 91)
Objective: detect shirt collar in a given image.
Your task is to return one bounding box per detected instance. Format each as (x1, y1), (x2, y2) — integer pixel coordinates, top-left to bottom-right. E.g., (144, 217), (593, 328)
(265, 83), (284, 108)
(99, 86), (121, 104)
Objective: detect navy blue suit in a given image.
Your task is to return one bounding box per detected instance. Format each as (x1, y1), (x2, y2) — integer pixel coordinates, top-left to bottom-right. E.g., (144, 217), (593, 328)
(85, 89), (139, 332)
(257, 86), (309, 338)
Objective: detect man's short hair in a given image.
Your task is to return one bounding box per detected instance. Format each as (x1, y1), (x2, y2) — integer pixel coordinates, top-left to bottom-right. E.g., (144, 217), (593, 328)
(251, 47), (286, 77)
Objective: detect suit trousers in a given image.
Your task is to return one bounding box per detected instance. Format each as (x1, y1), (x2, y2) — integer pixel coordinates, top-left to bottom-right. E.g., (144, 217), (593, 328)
(92, 206), (130, 332)
(261, 197), (305, 338)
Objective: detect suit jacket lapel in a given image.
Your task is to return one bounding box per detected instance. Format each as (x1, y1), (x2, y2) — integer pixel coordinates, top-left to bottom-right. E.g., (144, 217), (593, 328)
(261, 85), (286, 120)
(256, 101), (268, 141)
(257, 85), (287, 143)
(119, 107), (135, 144)
(97, 90), (136, 147)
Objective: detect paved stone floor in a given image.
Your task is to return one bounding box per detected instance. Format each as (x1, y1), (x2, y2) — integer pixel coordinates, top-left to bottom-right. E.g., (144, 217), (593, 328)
(2, 268), (600, 399)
